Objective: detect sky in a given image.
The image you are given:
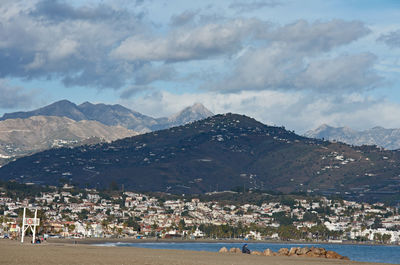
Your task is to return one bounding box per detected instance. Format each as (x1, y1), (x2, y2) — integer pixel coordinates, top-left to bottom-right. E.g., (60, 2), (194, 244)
(1, 0), (400, 133)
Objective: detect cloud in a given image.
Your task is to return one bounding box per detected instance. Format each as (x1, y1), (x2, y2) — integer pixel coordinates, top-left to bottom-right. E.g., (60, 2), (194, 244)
(0, 1), (378, 97)
(0, 79), (35, 109)
(229, 0), (282, 13)
(134, 64), (176, 85)
(378, 29), (400, 48)
(295, 53), (380, 92)
(209, 20), (376, 93)
(31, 0), (130, 22)
(111, 19), (264, 62)
(212, 50), (379, 93)
(121, 90), (400, 133)
(258, 19), (370, 53)
(170, 10), (199, 26)
(120, 85), (154, 99)
(0, 0), (145, 89)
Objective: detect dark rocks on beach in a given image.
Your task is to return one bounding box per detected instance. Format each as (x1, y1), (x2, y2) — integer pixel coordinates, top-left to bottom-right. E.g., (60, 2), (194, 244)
(218, 246), (349, 261)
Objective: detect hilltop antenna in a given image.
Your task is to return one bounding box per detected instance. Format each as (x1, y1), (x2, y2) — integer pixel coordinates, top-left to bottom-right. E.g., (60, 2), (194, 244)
(21, 207), (40, 244)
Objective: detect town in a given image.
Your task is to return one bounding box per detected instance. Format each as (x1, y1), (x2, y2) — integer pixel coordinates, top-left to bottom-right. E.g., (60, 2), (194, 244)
(0, 182), (399, 244)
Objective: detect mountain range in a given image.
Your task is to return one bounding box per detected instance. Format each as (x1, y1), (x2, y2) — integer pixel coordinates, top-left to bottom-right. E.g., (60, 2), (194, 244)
(1, 113), (399, 203)
(0, 100), (213, 166)
(305, 124), (400, 150)
(0, 116), (138, 166)
(0, 100), (214, 133)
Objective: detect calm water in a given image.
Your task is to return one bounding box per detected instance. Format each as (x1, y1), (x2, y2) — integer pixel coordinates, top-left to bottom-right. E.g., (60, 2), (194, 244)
(98, 242), (400, 264)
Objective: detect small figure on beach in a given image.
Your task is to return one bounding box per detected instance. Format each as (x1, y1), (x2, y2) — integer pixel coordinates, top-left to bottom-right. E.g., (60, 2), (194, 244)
(242, 244), (250, 254)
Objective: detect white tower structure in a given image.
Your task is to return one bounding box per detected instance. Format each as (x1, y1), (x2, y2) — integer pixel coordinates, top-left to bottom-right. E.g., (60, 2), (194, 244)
(21, 207), (40, 244)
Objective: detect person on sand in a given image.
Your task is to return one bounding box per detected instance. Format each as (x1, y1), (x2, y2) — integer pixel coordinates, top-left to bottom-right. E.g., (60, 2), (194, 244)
(242, 244), (250, 254)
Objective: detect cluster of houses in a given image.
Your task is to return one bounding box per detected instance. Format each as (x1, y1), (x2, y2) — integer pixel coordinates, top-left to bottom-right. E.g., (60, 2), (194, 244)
(1, 185), (399, 243)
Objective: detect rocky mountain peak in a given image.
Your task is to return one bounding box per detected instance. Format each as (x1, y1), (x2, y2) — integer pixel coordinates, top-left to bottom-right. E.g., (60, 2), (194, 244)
(167, 103), (214, 125)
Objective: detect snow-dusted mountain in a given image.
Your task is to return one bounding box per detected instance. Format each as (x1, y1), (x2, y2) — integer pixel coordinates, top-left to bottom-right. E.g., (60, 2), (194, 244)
(305, 124), (400, 150)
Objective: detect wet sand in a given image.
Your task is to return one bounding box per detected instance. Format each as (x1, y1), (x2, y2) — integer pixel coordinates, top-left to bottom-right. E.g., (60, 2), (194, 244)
(0, 239), (385, 265)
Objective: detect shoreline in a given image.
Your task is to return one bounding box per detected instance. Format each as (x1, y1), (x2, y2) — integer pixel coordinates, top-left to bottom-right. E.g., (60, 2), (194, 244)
(47, 237), (398, 247)
(0, 239), (386, 265)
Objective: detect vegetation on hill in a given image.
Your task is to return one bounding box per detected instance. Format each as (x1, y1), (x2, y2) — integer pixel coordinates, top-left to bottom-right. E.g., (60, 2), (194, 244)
(1, 113), (400, 203)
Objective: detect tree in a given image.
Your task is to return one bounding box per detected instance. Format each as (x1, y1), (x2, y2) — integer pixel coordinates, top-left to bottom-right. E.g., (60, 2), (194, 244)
(372, 217), (382, 229)
(272, 212), (294, 226)
(302, 212), (318, 222)
(125, 217), (141, 232)
(178, 219), (186, 232)
(382, 234), (392, 244)
(373, 233), (382, 242)
(278, 225), (300, 240)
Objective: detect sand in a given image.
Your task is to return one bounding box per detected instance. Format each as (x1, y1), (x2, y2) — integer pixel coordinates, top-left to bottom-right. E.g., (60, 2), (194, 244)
(0, 239), (385, 265)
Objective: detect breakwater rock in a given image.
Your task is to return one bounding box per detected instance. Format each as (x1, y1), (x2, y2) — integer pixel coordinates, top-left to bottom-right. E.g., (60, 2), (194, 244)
(218, 246), (349, 260)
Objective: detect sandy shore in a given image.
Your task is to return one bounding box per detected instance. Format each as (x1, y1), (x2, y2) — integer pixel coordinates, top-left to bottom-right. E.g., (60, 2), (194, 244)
(0, 239), (385, 265)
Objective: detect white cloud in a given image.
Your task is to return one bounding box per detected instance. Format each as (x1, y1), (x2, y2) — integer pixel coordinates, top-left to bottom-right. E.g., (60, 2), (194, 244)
(260, 19), (370, 53)
(0, 1), (383, 97)
(111, 19), (262, 62)
(0, 0), (145, 89)
(210, 20), (376, 93)
(295, 53), (380, 91)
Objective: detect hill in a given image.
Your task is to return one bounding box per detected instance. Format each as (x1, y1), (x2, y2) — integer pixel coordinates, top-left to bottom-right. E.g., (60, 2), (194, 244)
(0, 100), (214, 133)
(0, 116), (138, 166)
(305, 124), (400, 150)
(0, 114), (399, 203)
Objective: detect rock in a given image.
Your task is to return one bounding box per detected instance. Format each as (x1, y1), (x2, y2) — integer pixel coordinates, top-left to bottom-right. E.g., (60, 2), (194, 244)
(318, 247), (327, 256)
(305, 247), (326, 257)
(296, 247), (310, 256)
(251, 251), (262, 255)
(229, 247), (241, 253)
(341, 256), (350, 260)
(306, 252), (320, 258)
(263, 249), (275, 256)
(306, 247), (321, 258)
(289, 247), (300, 256)
(277, 248), (289, 256)
(219, 247), (228, 253)
(326, 250), (342, 259)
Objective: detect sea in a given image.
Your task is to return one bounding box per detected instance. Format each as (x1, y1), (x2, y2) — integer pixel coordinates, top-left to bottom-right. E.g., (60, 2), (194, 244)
(97, 241), (400, 264)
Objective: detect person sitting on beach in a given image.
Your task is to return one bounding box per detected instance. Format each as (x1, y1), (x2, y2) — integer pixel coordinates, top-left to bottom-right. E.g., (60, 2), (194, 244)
(242, 244), (250, 254)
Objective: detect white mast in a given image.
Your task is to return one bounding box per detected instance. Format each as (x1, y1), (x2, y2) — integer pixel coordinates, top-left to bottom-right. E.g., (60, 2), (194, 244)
(21, 207), (26, 243)
(32, 209), (37, 244)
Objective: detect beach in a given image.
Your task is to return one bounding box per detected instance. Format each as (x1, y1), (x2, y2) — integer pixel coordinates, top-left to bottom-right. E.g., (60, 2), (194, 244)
(0, 239), (385, 265)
